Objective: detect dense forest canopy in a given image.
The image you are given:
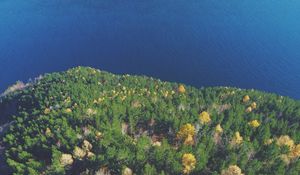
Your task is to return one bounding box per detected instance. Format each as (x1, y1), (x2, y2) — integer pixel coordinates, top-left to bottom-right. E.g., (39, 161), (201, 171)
(0, 66), (300, 175)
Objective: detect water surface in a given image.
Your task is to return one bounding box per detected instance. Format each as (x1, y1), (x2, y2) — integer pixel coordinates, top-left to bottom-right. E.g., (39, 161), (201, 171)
(0, 0), (300, 99)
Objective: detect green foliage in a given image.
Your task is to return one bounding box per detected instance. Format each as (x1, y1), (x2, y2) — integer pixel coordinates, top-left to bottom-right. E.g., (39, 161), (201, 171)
(1, 66), (300, 174)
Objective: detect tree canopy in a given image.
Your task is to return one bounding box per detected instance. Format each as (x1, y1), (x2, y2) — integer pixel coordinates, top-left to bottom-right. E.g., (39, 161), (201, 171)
(1, 66), (300, 175)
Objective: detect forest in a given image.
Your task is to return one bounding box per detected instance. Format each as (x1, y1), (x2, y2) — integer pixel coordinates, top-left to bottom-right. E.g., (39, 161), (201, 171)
(0, 66), (299, 175)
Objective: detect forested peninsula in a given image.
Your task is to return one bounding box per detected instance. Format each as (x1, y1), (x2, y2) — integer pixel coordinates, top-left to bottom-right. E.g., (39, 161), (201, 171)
(0, 67), (299, 175)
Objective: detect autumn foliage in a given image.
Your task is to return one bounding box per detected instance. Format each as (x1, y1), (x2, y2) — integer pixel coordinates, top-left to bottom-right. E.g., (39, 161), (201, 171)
(1, 67), (300, 175)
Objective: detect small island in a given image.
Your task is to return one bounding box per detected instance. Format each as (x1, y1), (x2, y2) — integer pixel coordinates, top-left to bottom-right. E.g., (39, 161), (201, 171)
(0, 67), (299, 175)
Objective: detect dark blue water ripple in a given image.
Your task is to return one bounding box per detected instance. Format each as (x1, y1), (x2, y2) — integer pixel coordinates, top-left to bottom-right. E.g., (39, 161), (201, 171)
(0, 0), (299, 99)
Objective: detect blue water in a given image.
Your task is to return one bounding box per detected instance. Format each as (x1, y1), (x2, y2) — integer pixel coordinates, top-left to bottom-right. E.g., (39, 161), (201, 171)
(0, 0), (300, 99)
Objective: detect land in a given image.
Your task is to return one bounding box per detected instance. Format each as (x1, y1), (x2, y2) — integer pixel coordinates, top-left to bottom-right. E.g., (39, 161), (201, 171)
(0, 66), (299, 175)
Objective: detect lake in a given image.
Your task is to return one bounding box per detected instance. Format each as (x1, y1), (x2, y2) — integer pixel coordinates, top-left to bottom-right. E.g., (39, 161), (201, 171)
(0, 0), (300, 99)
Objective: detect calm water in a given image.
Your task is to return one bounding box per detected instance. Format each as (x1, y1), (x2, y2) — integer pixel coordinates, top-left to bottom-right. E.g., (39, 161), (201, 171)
(0, 0), (300, 99)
